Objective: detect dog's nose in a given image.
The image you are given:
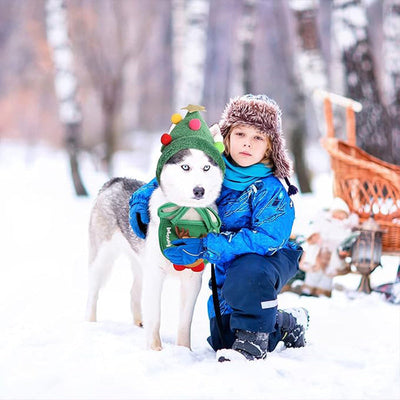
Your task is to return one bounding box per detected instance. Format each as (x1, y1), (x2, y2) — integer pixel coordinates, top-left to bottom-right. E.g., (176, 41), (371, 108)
(193, 186), (205, 199)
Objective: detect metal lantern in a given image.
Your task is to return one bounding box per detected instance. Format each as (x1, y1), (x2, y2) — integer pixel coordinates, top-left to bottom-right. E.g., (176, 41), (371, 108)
(351, 216), (385, 294)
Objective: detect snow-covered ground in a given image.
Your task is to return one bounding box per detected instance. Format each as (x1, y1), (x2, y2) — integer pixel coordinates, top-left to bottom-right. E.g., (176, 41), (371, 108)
(0, 141), (399, 400)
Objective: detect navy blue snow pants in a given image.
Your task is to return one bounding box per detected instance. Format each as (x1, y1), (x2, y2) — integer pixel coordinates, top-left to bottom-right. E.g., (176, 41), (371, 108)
(207, 248), (302, 352)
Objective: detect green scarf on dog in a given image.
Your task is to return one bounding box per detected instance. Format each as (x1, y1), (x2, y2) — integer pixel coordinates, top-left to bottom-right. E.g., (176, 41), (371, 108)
(158, 203), (221, 272)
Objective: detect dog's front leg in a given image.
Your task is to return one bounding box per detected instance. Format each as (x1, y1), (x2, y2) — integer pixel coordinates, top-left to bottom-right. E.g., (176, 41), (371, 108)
(143, 265), (166, 350)
(176, 272), (203, 349)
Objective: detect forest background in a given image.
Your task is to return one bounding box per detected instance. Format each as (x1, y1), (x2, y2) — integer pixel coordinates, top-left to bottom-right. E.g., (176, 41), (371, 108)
(0, 0), (399, 196)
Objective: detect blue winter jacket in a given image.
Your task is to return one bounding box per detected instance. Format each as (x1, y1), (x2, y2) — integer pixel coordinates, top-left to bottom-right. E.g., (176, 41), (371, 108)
(204, 175), (295, 283)
(206, 177), (293, 257)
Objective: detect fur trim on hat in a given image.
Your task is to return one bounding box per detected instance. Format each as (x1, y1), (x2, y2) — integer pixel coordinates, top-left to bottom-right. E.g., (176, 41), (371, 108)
(219, 94), (293, 178)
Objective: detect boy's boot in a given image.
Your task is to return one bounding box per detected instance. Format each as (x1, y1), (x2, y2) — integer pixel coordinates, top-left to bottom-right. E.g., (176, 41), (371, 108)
(217, 330), (269, 362)
(278, 307), (309, 348)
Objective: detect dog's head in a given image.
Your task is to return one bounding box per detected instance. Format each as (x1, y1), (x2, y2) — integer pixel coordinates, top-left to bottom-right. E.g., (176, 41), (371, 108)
(156, 107), (225, 207)
(159, 148), (224, 208)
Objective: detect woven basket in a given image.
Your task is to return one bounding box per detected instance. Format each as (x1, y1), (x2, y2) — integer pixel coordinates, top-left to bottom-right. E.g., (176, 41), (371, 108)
(318, 92), (400, 255)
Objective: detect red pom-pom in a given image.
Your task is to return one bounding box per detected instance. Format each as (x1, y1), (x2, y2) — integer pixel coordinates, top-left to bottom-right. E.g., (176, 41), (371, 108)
(172, 262), (205, 272)
(161, 133), (172, 145)
(191, 262), (205, 272)
(173, 264), (186, 271)
(189, 118), (201, 130)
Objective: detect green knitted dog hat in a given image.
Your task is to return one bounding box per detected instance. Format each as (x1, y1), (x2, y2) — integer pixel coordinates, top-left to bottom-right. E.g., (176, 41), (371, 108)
(156, 105), (225, 183)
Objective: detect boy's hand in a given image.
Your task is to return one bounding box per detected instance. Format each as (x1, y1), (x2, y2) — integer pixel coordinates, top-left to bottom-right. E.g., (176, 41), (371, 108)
(163, 238), (205, 265)
(129, 178), (158, 239)
(130, 206), (149, 239)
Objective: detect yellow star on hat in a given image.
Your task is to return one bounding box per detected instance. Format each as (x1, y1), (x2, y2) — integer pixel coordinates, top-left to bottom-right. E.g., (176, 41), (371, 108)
(181, 104), (206, 113)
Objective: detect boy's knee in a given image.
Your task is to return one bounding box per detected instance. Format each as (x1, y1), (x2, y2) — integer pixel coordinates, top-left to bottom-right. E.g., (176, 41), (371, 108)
(228, 254), (276, 282)
(223, 254), (277, 301)
(229, 254), (268, 273)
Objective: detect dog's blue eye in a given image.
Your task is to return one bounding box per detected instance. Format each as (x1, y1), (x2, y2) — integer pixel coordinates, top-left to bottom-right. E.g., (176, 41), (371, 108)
(181, 164), (190, 171)
(203, 165), (210, 171)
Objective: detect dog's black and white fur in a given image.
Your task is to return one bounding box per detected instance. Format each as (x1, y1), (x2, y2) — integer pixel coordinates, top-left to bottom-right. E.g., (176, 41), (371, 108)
(85, 148), (224, 350)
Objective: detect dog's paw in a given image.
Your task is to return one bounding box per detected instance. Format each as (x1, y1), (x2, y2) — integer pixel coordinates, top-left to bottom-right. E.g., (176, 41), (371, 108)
(149, 336), (163, 351)
(85, 312), (97, 322)
(134, 319), (143, 328)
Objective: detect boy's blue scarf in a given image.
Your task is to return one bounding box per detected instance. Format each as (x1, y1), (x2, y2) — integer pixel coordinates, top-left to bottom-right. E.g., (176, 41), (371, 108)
(222, 155), (272, 191)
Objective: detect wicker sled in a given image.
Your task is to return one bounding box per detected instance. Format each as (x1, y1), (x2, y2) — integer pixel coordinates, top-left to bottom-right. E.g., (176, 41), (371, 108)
(317, 90), (400, 255)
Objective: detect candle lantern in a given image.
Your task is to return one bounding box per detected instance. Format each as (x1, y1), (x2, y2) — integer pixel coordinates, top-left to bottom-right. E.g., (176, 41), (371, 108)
(351, 216), (385, 294)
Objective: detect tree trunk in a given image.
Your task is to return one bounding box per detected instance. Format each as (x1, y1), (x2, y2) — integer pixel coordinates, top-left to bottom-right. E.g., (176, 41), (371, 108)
(102, 101), (118, 177)
(45, 0), (88, 196)
(230, 0), (258, 96)
(383, 0), (400, 164)
(332, 0), (393, 163)
(288, 0), (328, 136)
(172, 0), (186, 110)
(100, 69), (123, 177)
(173, 0), (210, 108)
(66, 123), (89, 195)
(274, 1), (312, 193)
(289, 87), (312, 194)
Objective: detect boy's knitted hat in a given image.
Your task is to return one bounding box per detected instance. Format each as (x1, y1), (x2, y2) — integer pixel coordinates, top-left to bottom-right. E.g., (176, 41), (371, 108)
(219, 94), (293, 180)
(156, 105), (225, 183)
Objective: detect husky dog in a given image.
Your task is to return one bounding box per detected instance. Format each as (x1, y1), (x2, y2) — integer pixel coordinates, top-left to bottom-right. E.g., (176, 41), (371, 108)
(86, 148), (224, 350)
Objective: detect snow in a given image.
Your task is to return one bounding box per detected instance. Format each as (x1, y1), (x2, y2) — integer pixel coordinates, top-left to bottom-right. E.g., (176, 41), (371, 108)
(1, 140), (399, 400)
(288, 0), (316, 12)
(332, 2), (368, 51)
(383, 4), (400, 102)
(174, 0), (210, 108)
(298, 51), (328, 92)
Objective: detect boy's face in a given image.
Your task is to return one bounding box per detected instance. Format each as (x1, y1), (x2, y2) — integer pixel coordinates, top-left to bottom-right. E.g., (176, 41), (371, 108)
(229, 124), (269, 167)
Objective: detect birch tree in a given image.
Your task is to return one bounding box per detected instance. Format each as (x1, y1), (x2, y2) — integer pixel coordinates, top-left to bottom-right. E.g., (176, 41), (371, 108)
(288, 0), (328, 134)
(173, 0), (210, 108)
(172, 0), (186, 109)
(332, 0), (393, 163)
(230, 0), (258, 96)
(45, 0), (88, 196)
(383, 0), (400, 164)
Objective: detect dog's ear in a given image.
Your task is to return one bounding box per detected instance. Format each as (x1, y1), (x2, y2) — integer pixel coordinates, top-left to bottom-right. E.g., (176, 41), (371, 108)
(210, 123), (223, 143)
